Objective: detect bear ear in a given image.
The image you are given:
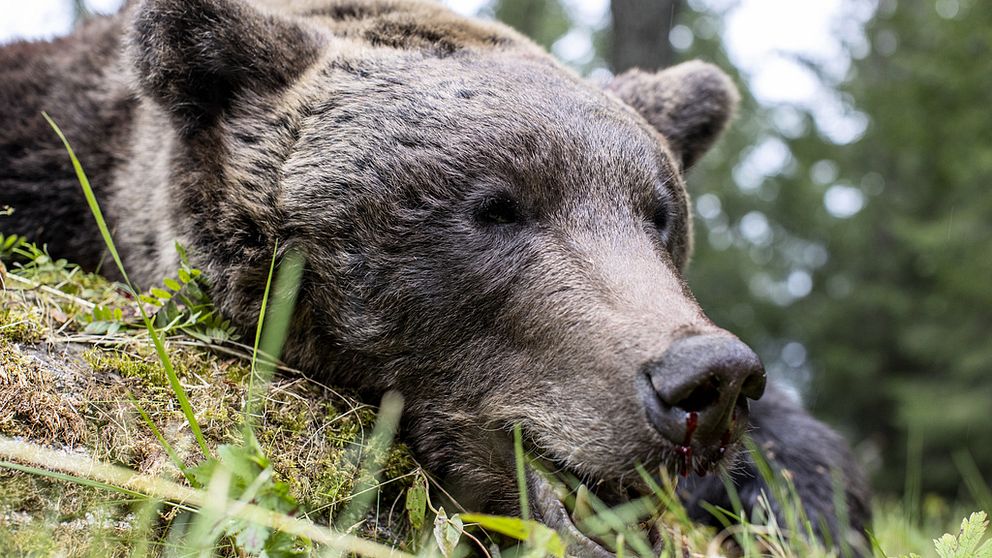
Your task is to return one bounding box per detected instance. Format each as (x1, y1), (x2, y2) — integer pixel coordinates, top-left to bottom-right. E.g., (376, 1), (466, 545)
(606, 61), (740, 171)
(129, 0), (322, 134)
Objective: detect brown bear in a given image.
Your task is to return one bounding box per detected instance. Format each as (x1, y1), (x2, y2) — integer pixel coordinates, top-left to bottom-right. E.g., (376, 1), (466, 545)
(0, 0), (870, 555)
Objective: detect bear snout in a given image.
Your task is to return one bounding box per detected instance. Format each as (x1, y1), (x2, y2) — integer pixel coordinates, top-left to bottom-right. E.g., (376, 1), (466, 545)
(638, 334), (766, 473)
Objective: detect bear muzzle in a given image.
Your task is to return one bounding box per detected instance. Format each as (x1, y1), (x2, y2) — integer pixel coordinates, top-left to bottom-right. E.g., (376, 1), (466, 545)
(639, 334), (767, 476)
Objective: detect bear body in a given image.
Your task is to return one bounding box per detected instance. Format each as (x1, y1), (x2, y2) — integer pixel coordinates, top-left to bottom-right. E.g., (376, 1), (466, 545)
(0, 1), (869, 555)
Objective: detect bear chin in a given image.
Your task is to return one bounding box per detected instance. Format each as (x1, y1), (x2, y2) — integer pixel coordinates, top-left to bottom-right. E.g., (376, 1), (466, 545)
(522, 440), (744, 557)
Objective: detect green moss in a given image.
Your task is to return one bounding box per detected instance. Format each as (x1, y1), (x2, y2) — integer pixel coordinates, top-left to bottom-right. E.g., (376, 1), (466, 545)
(83, 348), (166, 387)
(383, 443), (417, 480)
(0, 338), (33, 380)
(2, 254), (420, 554)
(0, 305), (46, 344)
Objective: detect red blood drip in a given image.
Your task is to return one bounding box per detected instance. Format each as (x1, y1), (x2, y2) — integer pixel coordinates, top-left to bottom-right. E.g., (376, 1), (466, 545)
(683, 411), (699, 445)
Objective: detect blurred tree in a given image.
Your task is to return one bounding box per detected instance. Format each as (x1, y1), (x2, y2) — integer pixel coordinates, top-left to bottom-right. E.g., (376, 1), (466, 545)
(802, 0), (992, 497)
(609, 0), (678, 71)
(682, 1), (992, 499)
(71, 0), (90, 24)
(491, 0), (573, 51)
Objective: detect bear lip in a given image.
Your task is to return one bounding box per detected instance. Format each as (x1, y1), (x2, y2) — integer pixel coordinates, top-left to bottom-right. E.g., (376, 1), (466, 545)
(527, 467), (621, 557)
(527, 466), (667, 557)
(522, 437), (743, 555)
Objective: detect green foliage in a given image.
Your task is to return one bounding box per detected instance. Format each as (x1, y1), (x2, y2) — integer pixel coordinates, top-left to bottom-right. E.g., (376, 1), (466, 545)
(142, 243), (238, 343)
(932, 512), (992, 558)
(187, 443), (311, 557)
(74, 242), (238, 342)
(0, 232), (26, 260)
(462, 513), (566, 558)
(404, 474), (428, 531)
(897, 512), (992, 558)
(432, 506), (464, 558)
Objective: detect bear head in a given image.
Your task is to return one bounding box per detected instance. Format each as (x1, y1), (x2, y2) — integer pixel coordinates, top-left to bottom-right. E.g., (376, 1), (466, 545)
(126, 0), (763, 536)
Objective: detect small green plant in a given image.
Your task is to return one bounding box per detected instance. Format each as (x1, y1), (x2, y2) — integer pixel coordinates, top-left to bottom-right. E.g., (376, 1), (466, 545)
(185, 441), (311, 556)
(896, 512), (992, 558)
(0, 232), (26, 260)
(141, 243), (239, 343)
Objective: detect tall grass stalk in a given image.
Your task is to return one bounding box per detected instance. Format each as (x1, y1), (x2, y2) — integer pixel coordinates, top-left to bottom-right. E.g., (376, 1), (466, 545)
(43, 112), (210, 457)
(954, 450), (992, 514)
(0, 438), (411, 558)
(513, 423), (529, 521)
(905, 427), (924, 525)
(245, 243), (305, 425)
(334, 391), (405, 536)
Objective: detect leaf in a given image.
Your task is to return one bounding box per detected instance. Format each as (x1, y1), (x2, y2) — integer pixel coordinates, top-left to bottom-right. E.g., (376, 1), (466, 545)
(461, 513), (566, 558)
(151, 287), (173, 301)
(163, 278), (182, 291)
(933, 512), (991, 558)
(235, 523), (270, 554)
(433, 507), (463, 558)
(405, 475), (428, 531)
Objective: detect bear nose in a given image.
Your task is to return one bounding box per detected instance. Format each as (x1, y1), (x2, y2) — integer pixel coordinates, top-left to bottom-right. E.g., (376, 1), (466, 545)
(640, 334), (766, 446)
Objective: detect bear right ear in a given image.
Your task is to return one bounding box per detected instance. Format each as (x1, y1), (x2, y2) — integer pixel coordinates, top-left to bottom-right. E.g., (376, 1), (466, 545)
(606, 61), (740, 171)
(129, 0), (322, 135)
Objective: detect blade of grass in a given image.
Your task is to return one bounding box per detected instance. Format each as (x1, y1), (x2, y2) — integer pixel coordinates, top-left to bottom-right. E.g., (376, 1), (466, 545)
(0, 437), (412, 558)
(634, 463), (689, 524)
(43, 112), (209, 458)
(128, 392), (193, 483)
(954, 450), (992, 514)
(0, 459), (147, 500)
(244, 240), (304, 425)
(718, 472), (758, 556)
(129, 497), (166, 558)
(186, 464), (233, 555)
(513, 423), (529, 521)
(334, 391), (405, 535)
(831, 467), (853, 558)
(904, 427), (923, 526)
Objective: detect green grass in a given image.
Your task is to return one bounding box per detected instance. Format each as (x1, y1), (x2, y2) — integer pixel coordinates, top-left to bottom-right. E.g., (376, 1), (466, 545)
(0, 115), (989, 557)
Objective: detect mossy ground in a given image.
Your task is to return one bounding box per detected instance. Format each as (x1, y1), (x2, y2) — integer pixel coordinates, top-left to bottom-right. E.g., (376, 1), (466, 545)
(0, 259), (420, 556)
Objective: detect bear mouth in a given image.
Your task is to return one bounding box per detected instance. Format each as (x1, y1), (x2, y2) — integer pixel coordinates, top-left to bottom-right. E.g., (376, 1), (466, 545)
(523, 437), (742, 556)
(526, 464), (666, 557)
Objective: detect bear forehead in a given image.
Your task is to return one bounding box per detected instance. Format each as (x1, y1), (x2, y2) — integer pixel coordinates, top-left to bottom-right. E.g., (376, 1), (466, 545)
(290, 54), (682, 197)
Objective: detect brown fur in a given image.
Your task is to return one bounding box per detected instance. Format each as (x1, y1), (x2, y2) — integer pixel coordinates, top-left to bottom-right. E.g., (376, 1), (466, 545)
(0, 0), (869, 552)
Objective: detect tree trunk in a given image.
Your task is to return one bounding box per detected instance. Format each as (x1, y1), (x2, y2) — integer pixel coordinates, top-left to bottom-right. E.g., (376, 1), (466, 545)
(610, 0), (680, 73)
(71, 0), (91, 26)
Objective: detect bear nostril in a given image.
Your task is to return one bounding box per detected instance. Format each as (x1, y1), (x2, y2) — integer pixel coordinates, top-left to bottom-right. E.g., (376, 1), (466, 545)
(740, 368), (767, 401)
(674, 377), (720, 412)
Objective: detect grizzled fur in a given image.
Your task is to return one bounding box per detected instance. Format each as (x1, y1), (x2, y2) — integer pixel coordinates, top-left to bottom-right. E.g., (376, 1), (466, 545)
(0, 0), (869, 552)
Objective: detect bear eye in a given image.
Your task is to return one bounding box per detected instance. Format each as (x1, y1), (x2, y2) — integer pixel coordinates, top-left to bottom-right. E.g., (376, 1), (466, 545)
(652, 204), (670, 235)
(476, 195), (520, 226)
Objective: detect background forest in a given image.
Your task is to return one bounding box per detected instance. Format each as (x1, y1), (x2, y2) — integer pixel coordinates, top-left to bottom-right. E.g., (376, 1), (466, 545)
(6, 0), (990, 515)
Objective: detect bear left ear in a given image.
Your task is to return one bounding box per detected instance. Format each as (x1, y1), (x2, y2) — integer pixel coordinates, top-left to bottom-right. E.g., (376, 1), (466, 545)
(606, 61), (740, 171)
(129, 0), (323, 135)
